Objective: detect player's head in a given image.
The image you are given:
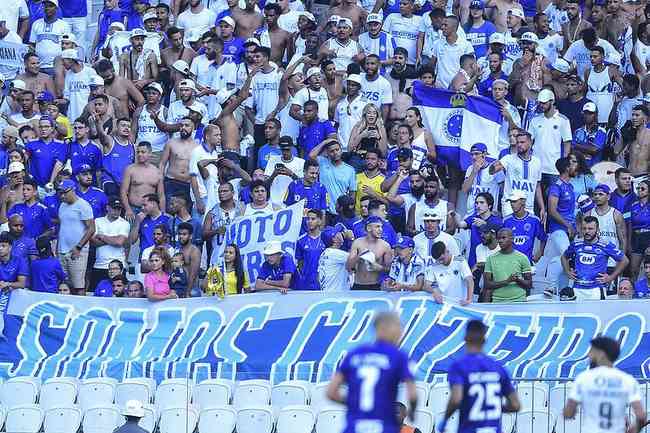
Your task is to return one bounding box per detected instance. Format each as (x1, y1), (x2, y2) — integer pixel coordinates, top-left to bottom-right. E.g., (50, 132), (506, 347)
(589, 336), (620, 367)
(465, 320), (487, 349)
(374, 311), (402, 345)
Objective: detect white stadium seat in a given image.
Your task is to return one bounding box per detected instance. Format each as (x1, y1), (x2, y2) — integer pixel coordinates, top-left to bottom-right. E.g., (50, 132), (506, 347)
(40, 377), (79, 411)
(115, 378), (155, 406)
(310, 382), (346, 412)
(0, 404), (6, 431)
(155, 378), (193, 412)
(416, 382), (431, 408)
(272, 381), (311, 416)
(1, 376), (41, 408)
(517, 382), (549, 411)
(435, 410), (458, 433)
(159, 406), (199, 433)
(44, 405), (82, 433)
(502, 413), (516, 433)
(233, 379), (272, 408)
(555, 414), (583, 433)
(5, 404), (44, 433)
(276, 405), (316, 433)
(193, 379), (233, 410)
(82, 405), (124, 433)
(198, 406), (237, 433)
(78, 378), (117, 411)
(413, 409), (435, 433)
(236, 406), (274, 433)
(428, 384), (451, 413)
(139, 404), (158, 433)
(316, 407), (346, 433)
(549, 384), (573, 418)
(515, 410), (555, 433)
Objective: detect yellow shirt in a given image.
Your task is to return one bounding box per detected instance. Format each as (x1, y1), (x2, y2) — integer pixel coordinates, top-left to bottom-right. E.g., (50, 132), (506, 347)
(355, 172), (385, 213)
(57, 115), (73, 140)
(204, 266), (250, 296)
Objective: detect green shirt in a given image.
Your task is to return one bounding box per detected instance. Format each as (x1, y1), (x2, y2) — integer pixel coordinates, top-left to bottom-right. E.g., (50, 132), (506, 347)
(484, 250), (531, 302)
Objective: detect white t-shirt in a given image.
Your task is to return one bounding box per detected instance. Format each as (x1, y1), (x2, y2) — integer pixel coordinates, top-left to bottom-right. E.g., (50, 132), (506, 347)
(413, 199), (448, 232)
(247, 68), (283, 124)
(358, 31), (396, 62)
(278, 10), (302, 33)
(167, 99), (208, 125)
(176, 7), (217, 35)
(291, 86), (329, 121)
(414, 230), (460, 260)
(2, 0), (29, 35)
(499, 154), (542, 215)
(464, 164), (501, 213)
(264, 155), (305, 178)
(569, 366), (641, 433)
(334, 95), (366, 151)
(382, 13), (423, 64)
(318, 247), (351, 291)
(360, 73), (393, 108)
(188, 143), (221, 205)
(29, 18), (72, 69)
(634, 39), (650, 71)
(0, 30), (25, 79)
(425, 256), (472, 301)
(64, 65), (95, 123)
(93, 216), (130, 268)
(475, 243), (500, 264)
(565, 38), (617, 76)
(527, 111), (572, 175)
(432, 36), (475, 88)
(538, 33), (564, 65)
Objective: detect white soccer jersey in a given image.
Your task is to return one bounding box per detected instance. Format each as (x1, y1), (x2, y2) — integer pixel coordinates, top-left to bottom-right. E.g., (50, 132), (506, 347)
(382, 13), (422, 64)
(247, 68), (283, 124)
(569, 366), (642, 433)
(290, 86), (329, 121)
(499, 153), (542, 215)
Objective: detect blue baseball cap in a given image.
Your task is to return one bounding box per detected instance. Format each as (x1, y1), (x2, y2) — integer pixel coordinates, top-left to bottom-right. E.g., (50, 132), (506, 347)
(396, 235), (415, 249)
(37, 91), (55, 103)
(78, 164), (92, 173)
(577, 194), (595, 214)
(57, 179), (76, 192)
(470, 143), (488, 153)
(365, 215), (383, 226)
(594, 184), (611, 194)
(470, 0), (484, 8)
(321, 226), (343, 248)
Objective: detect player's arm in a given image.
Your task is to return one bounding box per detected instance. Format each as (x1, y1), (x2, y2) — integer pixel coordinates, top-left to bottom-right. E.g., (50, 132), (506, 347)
(503, 390), (521, 413)
(326, 372), (347, 405)
(563, 398), (579, 419)
(405, 379), (418, 422)
(438, 384), (463, 433)
(631, 400), (648, 433)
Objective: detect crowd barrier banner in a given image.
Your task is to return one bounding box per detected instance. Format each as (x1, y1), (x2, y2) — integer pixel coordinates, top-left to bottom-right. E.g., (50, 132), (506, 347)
(0, 40), (29, 72)
(0, 290), (648, 384)
(412, 82), (502, 171)
(216, 200), (304, 282)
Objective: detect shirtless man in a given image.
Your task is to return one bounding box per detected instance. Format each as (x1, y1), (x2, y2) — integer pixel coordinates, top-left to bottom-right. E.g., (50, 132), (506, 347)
(121, 141), (165, 221)
(119, 29), (158, 91)
(486, 0), (521, 32)
(322, 60), (344, 116)
(0, 163), (25, 223)
(232, 0), (264, 38)
(263, 3), (291, 65)
(561, 0), (592, 49)
(16, 53), (56, 99)
(386, 48), (416, 121)
(160, 27), (197, 92)
(95, 59), (145, 116)
(159, 116), (199, 203)
(346, 216), (393, 290)
(88, 94), (117, 139)
(325, 0), (367, 37)
(216, 66), (257, 152)
(626, 106), (650, 176)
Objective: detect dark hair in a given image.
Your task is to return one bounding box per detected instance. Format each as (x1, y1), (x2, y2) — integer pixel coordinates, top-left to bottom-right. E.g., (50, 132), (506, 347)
(476, 191), (495, 210)
(398, 123), (414, 140)
(431, 241), (446, 259)
(304, 159), (319, 171)
(137, 141), (152, 149)
(307, 208), (323, 219)
(153, 223), (169, 235)
(623, 73), (640, 91)
(23, 52), (39, 63)
(582, 215), (600, 227)
(111, 274), (129, 285)
(590, 336), (620, 362)
(430, 7), (445, 17)
(419, 65), (435, 77)
(225, 243), (246, 294)
(93, 94), (109, 104)
(466, 319), (487, 342)
(568, 150), (592, 176)
(254, 46), (271, 58)
(264, 2), (282, 14)
(304, 100), (319, 110)
(166, 26), (182, 38)
(109, 259), (125, 272)
(394, 47), (409, 58)
(614, 167), (631, 178)
(95, 59), (114, 73)
(365, 54), (380, 62)
(581, 27), (597, 46)
(143, 193), (160, 205)
(365, 147), (382, 159)
(633, 104), (650, 117)
(178, 222), (194, 235)
(265, 117), (281, 129)
(459, 53), (475, 67)
(36, 237), (51, 258)
(157, 3), (170, 11)
(23, 176), (38, 189)
(368, 199), (384, 212)
(555, 156), (571, 174)
(250, 179), (269, 198)
(21, 90), (35, 99)
(591, 46), (605, 56)
(406, 107), (424, 128)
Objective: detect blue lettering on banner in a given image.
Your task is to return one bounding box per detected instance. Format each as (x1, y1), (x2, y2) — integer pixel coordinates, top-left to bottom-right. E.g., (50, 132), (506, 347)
(1, 291), (650, 384)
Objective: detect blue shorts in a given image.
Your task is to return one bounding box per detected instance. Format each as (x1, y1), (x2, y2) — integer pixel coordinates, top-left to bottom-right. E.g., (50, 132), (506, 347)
(436, 146), (460, 169)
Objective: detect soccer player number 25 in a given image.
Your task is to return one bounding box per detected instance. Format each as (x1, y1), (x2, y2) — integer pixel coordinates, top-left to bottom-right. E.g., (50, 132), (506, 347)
(468, 383), (502, 421)
(358, 365), (381, 411)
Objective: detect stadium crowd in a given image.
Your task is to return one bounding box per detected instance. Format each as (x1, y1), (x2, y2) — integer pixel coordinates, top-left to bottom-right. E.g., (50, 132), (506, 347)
(0, 0), (648, 303)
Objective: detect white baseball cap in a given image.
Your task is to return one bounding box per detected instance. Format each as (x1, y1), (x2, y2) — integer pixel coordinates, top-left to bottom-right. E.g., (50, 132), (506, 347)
(551, 58), (570, 74)
(520, 32), (539, 44)
(130, 28), (147, 39)
(216, 88), (237, 105)
(244, 37), (261, 47)
(328, 14), (341, 23)
(146, 82), (163, 94)
(346, 74), (362, 84)
(122, 400), (145, 418)
(508, 7), (525, 19)
(263, 241), (283, 255)
(172, 59), (190, 73)
(582, 102), (598, 112)
(61, 33), (77, 45)
(337, 17), (353, 28)
(11, 79), (26, 90)
(7, 162), (25, 174)
(301, 12), (316, 22)
(367, 13), (383, 23)
(488, 32), (505, 45)
(537, 88), (555, 103)
(110, 21), (125, 31)
(89, 75), (105, 87)
(143, 11), (158, 22)
(61, 49), (79, 61)
(220, 16), (236, 28)
(306, 67), (321, 79)
(45, 0), (59, 6)
(507, 190), (527, 201)
(178, 79), (196, 91)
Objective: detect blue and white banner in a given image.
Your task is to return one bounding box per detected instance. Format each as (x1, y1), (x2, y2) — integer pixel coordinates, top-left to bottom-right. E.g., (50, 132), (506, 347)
(412, 82), (502, 170)
(216, 200), (304, 282)
(1, 290), (649, 384)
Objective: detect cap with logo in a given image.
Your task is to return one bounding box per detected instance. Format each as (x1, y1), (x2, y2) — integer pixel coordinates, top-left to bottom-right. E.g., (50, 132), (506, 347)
(172, 59), (190, 74)
(89, 75), (104, 87)
(582, 102), (598, 112)
(397, 147), (413, 160)
(367, 13), (383, 23)
(337, 17), (353, 28)
(122, 400), (145, 418)
(78, 164), (93, 173)
(520, 32), (539, 44)
(346, 74), (362, 85)
(396, 235), (415, 249)
(321, 226), (343, 247)
(220, 16), (236, 28)
(130, 28), (147, 39)
(365, 215), (383, 226)
(507, 190), (527, 201)
(470, 0), (484, 8)
(422, 212), (442, 221)
(279, 136), (294, 148)
(328, 14), (341, 23)
(178, 79), (196, 91)
(306, 67), (321, 79)
(37, 91), (55, 103)
(61, 33), (77, 45)
(7, 162), (25, 174)
(58, 179), (76, 192)
(594, 183), (611, 194)
(108, 196), (123, 209)
(537, 88), (555, 103)
(488, 33), (505, 45)
(301, 12), (316, 22)
(143, 11), (158, 22)
(470, 142), (487, 153)
(146, 82), (163, 94)
(216, 88), (237, 105)
(244, 37), (261, 47)
(551, 58), (570, 74)
(61, 49), (79, 61)
(508, 7), (525, 18)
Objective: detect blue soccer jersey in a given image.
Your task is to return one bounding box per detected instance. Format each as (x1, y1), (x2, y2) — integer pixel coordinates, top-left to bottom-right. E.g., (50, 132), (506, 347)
(548, 178), (575, 233)
(448, 352), (515, 433)
(295, 233), (325, 290)
(502, 212), (547, 261)
(563, 239), (625, 290)
(338, 341), (413, 433)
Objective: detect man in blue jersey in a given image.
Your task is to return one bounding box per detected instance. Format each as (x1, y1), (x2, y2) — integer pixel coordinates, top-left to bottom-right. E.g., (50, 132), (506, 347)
(25, 116), (67, 191)
(327, 311), (417, 433)
(609, 167), (637, 222)
(129, 193), (171, 256)
(295, 209), (325, 290)
(285, 159), (329, 212)
(502, 191), (547, 263)
(7, 177), (55, 240)
(437, 320), (520, 433)
(561, 216), (629, 300)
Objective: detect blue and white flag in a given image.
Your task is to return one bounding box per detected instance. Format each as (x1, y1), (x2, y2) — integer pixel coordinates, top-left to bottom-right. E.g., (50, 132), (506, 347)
(412, 81), (502, 170)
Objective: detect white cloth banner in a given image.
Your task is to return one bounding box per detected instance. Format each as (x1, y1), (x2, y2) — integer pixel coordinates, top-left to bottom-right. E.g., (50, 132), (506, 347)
(0, 40), (29, 78)
(217, 200), (305, 282)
